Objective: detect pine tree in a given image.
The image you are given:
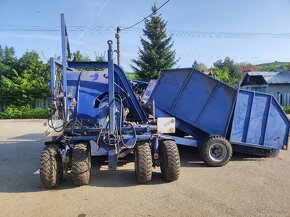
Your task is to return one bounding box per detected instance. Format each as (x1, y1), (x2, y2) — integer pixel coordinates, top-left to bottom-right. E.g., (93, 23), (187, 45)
(131, 4), (178, 81)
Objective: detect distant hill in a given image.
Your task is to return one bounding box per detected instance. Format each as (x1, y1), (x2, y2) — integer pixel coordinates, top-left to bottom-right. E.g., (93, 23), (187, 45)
(256, 61), (290, 67)
(254, 61), (290, 72)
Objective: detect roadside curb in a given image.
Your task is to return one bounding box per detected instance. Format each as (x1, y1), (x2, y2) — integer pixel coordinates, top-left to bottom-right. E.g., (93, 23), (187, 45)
(0, 119), (45, 122)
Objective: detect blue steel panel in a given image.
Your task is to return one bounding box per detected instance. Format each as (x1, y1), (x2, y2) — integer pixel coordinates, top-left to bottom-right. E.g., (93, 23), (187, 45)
(197, 84), (237, 135)
(67, 61), (148, 124)
(148, 68), (237, 137)
(76, 71), (107, 120)
(230, 91), (253, 143)
(150, 68), (192, 110)
(246, 93), (270, 145)
(61, 14), (68, 98)
(142, 80), (158, 103)
(171, 71), (219, 124)
(107, 41), (115, 134)
(67, 71), (81, 99)
(50, 58), (56, 92)
(264, 98), (289, 148)
(230, 90), (289, 149)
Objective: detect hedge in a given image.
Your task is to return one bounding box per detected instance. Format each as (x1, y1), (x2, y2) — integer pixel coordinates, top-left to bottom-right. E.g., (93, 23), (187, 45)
(283, 106), (290, 114)
(0, 105), (51, 119)
(0, 105), (289, 119)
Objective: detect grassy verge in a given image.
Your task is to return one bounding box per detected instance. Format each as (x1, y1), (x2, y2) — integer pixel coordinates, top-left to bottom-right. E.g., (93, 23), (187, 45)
(0, 105), (50, 119)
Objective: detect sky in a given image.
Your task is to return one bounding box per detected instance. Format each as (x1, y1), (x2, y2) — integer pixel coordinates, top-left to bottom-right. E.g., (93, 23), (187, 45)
(0, 0), (290, 71)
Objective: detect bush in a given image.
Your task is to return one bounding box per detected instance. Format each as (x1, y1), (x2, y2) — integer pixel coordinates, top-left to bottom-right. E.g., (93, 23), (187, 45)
(0, 105), (51, 119)
(283, 106), (290, 114)
(126, 72), (138, 80)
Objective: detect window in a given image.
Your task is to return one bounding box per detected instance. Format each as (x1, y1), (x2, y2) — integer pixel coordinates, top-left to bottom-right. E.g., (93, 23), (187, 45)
(251, 87), (261, 92)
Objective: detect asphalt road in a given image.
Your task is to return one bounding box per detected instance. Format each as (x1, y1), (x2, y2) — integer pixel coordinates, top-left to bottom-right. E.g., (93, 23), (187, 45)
(0, 119), (290, 217)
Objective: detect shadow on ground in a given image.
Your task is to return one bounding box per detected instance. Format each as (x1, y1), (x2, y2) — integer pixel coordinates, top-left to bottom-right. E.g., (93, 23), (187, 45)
(0, 134), (271, 193)
(178, 146), (267, 168)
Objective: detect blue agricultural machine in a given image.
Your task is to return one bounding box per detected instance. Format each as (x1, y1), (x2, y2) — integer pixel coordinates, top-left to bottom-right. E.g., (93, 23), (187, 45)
(143, 68), (290, 167)
(40, 14), (180, 188)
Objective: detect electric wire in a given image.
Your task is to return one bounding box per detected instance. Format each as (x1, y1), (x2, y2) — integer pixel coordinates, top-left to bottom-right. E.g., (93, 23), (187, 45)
(2, 25), (290, 39)
(120, 0), (170, 31)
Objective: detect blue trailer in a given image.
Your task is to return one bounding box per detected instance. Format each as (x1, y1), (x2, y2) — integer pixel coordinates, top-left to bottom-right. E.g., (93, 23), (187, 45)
(39, 14), (180, 188)
(144, 68), (290, 166)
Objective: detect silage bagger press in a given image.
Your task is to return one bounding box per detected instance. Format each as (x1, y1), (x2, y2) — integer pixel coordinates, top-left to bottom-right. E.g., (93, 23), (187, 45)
(40, 14), (180, 188)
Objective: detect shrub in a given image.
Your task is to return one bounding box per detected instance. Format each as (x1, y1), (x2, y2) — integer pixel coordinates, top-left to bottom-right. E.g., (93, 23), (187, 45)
(0, 105), (51, 119)
(283, 106), (290, 114)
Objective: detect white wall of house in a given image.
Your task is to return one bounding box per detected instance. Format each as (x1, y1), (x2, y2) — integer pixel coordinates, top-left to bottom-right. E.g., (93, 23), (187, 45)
(242, 84), (290, 106)
(268, 84), (290, 106)
(267, 84), (290, 95)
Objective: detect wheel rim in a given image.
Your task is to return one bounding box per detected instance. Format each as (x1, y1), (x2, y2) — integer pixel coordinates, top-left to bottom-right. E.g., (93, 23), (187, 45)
(208, 143), (227, 162)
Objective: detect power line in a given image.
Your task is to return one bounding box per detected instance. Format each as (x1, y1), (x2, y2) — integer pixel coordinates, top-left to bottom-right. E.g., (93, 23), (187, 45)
(2, 25), (290, 39)
(71, 0), (110, 49)
(120, 0), (170, 31)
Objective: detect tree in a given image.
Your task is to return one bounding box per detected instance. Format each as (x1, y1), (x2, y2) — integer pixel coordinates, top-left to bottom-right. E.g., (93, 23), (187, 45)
(212, 57), (242, 86)
(193, 60), (208, 73)
(131, 4), (178, 81)
(193, 60), (198, 68)
(0, 46), (17, 79)
(95, 53), (106, 62)
(0, 46), (51, 108)
(212, 68), (230, 83)
(72, 50), (90, 61)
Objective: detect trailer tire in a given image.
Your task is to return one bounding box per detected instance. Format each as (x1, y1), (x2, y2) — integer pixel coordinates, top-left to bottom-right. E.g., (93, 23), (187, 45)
(199, 135), (232, 167)
(40, 144), (63, 188)
(159, 140), (180, 182)
(71, 143), (91, 186)
(135, 142), (152, 184)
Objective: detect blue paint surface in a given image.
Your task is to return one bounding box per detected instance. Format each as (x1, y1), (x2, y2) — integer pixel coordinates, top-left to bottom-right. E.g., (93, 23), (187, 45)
(147, 68), (289, 150)
(148, 68), (236, 138)
(230, 90), (289, 149)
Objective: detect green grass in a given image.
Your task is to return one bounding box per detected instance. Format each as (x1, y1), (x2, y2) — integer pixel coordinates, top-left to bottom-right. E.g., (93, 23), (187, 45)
(0, 105), (51, 119)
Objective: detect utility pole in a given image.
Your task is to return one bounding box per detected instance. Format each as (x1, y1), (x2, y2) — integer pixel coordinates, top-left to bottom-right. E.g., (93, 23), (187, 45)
(115, 26), (120, 66)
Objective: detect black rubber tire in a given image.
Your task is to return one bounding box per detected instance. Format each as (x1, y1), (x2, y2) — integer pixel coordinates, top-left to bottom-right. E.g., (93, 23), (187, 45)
(40, 144), (63, 189)
(71, 143), (91, 186)
(199, 135), (232, 167)
(159, 140), (180, 182)
(134, 142), (152, 184)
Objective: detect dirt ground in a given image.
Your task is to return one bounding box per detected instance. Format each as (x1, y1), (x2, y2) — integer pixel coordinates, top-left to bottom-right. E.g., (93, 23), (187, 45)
(0, 119), (290, 217)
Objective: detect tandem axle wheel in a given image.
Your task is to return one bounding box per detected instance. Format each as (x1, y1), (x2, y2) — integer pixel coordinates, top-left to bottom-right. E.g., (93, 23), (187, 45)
(134, 139), (180, 184)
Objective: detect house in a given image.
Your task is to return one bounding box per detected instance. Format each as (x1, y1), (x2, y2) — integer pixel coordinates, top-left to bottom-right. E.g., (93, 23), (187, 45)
(241, 71), (290, 106)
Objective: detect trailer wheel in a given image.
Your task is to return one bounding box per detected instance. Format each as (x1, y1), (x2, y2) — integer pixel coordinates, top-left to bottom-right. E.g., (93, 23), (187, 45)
(159, 140), (180, 182)
(71, 143), (91, 186)
(199, 135), (232, 167)
(40, 144), (63, 188)
(134, 142), (152, 184)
